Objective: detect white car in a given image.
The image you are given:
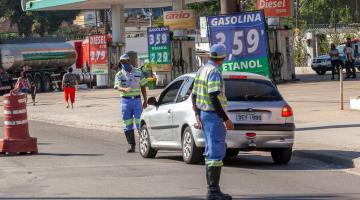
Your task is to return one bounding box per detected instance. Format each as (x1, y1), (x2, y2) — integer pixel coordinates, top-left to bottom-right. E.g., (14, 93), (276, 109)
(139, 72), (295, 165)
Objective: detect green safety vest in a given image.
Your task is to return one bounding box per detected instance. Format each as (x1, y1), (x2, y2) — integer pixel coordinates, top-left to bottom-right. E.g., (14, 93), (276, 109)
(114, 67), (148, 97)
(193, 62), (227, 111)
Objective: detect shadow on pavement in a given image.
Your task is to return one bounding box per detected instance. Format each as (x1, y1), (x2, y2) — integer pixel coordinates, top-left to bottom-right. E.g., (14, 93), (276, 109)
(296, 124), (360, 131)
(0, 194), (359, 199)
(155, 151), (354, 170)
(294, 73), (360, 83)
(294, 150), (360, 168)
(36, 153), (104, 157)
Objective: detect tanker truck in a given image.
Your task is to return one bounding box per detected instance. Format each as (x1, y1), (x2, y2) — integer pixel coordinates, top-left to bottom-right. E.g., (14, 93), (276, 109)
(0, 38), (94, 94)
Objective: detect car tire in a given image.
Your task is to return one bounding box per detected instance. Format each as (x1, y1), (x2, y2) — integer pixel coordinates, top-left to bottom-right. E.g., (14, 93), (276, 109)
(182, 126), (202, 164)
(226, 149), (239, 158)
(34, 74), (43, 92)
(271, 148), (292, 165)
(139, 124), (157, 158)
(315, 70), (326, 75)
(42, 75), (52, 92)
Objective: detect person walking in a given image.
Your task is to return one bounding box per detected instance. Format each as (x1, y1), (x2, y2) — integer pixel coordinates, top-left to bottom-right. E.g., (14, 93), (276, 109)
(329, 43), (340, 80)
(344, 41), (357, 79)
(12, 71), (35, 104)
(192, 44), (233, 200)
(114, 54), (148, 153)
(62, 67), (78, 109)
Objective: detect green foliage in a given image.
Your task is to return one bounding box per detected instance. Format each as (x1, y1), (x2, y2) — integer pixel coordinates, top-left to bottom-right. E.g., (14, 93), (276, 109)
(339, 6), (353, 24)
(186, 0), (219, 17)
(299, 0), (360, 26)
(329, 33), (341, 46)
(0, 0), (78, 36)
(294, 30), (310, 67)
(319, 35), (330, 55)
(153, 15), (164, 27)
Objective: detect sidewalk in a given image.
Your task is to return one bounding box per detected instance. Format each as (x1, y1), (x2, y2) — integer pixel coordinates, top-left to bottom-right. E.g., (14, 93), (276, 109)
(0, 78), (359, 170)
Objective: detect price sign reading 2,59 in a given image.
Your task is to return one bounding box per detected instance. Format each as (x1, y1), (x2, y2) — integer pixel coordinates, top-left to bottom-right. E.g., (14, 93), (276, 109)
(207, 11), (270, 77)
(147, 26), (171, 65)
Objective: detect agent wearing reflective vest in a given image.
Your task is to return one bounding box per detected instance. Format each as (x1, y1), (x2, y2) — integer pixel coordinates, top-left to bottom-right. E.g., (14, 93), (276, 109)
(114, 54), (148, 153)
(192, 44), (234, 200)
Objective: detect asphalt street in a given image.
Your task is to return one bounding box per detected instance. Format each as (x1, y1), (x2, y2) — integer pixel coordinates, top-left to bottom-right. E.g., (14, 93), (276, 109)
(1, 120), (360, 200)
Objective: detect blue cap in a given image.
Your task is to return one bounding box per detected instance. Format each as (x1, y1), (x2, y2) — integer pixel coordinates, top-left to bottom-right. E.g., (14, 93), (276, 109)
(120, 54), (130, 61)
(210, 44), (226, 59)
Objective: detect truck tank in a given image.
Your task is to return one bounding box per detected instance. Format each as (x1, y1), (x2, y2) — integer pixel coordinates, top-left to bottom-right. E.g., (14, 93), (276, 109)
(0, 42), (76, 73)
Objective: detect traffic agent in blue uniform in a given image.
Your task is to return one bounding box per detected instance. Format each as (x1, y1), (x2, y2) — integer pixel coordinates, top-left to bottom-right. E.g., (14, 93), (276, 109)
(114, 54), (148, 153)
(192, 44), (234, 200)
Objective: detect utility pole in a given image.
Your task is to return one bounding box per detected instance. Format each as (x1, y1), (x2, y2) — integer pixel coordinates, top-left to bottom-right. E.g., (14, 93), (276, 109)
(295, 0), (298, 28)
(356, 0), (359, 23)
(220, 0), (240, 14)
(312, 0), (315, 27)
(334, 0), (337, 32)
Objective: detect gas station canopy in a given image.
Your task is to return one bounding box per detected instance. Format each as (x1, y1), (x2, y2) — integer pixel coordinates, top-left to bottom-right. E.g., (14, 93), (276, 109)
(22, 0), (208, 11)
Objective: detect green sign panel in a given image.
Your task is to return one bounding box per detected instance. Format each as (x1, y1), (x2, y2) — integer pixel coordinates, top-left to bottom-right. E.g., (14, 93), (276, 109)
(147, 27), (171, 64)
(221, 58), (270, 77)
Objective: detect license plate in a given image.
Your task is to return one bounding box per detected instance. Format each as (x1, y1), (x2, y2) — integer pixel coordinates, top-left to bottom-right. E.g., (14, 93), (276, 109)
(236, 112), (262, 122)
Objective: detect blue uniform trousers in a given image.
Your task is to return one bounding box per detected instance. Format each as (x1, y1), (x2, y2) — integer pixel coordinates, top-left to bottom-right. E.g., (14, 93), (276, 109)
(121, 97), (142, 132)
(200, 111), (227, 167)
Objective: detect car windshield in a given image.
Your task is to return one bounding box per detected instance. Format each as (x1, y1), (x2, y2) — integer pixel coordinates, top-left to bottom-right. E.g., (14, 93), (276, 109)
(224, 79), (283, 102)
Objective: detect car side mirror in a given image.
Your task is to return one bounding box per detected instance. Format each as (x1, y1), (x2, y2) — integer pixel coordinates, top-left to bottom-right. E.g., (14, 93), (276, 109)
(148, 97), (157, 106)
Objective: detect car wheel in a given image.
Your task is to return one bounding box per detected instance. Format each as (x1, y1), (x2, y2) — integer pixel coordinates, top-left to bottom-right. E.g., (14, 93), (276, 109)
(42, 75), (52, 92)
(182, 126), (202, 164)
(226, 149), (239, 158)
(34, 74), (43, 92)
(139, 124), (157, 158)
(315, 70), (326, 75)
(271, 148), (292, 165)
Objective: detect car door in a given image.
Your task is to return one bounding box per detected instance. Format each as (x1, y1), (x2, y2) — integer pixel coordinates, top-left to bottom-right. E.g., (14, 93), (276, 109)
(171, 77), (195, 145)
(148, 78), (185, 143)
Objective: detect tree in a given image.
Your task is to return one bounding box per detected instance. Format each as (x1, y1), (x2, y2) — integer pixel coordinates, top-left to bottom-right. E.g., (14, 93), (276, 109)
(153, 15), (164, 27)
(0, 0), (78, 36)
(186, 0), (219, 17)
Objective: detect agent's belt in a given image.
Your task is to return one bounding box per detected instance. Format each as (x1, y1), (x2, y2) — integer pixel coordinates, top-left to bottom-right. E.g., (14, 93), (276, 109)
(122, 95), (141, 99)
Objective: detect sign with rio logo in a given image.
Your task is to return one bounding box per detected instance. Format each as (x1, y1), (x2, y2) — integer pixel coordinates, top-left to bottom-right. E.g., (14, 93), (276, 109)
(207, 11), (270, 77)
(147, 27), (171, 66)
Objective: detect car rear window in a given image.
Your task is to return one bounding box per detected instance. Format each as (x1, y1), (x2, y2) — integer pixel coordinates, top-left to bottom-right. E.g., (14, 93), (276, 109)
(224, 79), (283, 102)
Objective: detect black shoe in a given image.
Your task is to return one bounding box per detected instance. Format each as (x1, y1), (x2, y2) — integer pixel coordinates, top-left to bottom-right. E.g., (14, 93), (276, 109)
(206, 166), (232, 200)
(125, 130), (136, 153)
(127, 144), (136, 153)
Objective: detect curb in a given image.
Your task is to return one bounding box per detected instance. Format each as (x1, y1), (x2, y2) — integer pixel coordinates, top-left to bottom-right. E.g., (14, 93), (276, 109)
(293, 150), (360, 169)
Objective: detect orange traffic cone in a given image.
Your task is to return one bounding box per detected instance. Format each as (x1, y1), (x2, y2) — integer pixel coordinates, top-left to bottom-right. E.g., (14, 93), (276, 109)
(0, 93), (38, 155)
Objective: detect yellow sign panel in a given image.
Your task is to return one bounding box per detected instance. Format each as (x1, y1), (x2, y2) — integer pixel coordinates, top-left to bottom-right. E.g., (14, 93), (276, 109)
(164, 10), (196, 30)
(149, 63), (172, 72)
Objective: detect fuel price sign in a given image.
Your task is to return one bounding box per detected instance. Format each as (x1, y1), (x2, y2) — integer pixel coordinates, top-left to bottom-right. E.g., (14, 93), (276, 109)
(147, 27), (171, 65)
(207, 10), (270, 77)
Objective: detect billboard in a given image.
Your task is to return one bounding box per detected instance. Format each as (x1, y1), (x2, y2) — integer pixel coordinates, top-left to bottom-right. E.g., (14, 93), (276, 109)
(164, 10), (196, 29)
(256, 0), (292, 17)
(89, 34), (108, 75)
(207, 10), (270, 77)
(147, 26), (171, 71)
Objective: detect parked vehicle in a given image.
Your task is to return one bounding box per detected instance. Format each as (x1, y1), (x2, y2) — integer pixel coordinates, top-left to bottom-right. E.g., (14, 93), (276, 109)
(311, 40), (360, 75)
(139, 72), (295, 165)
(0, 38), (94, 94)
